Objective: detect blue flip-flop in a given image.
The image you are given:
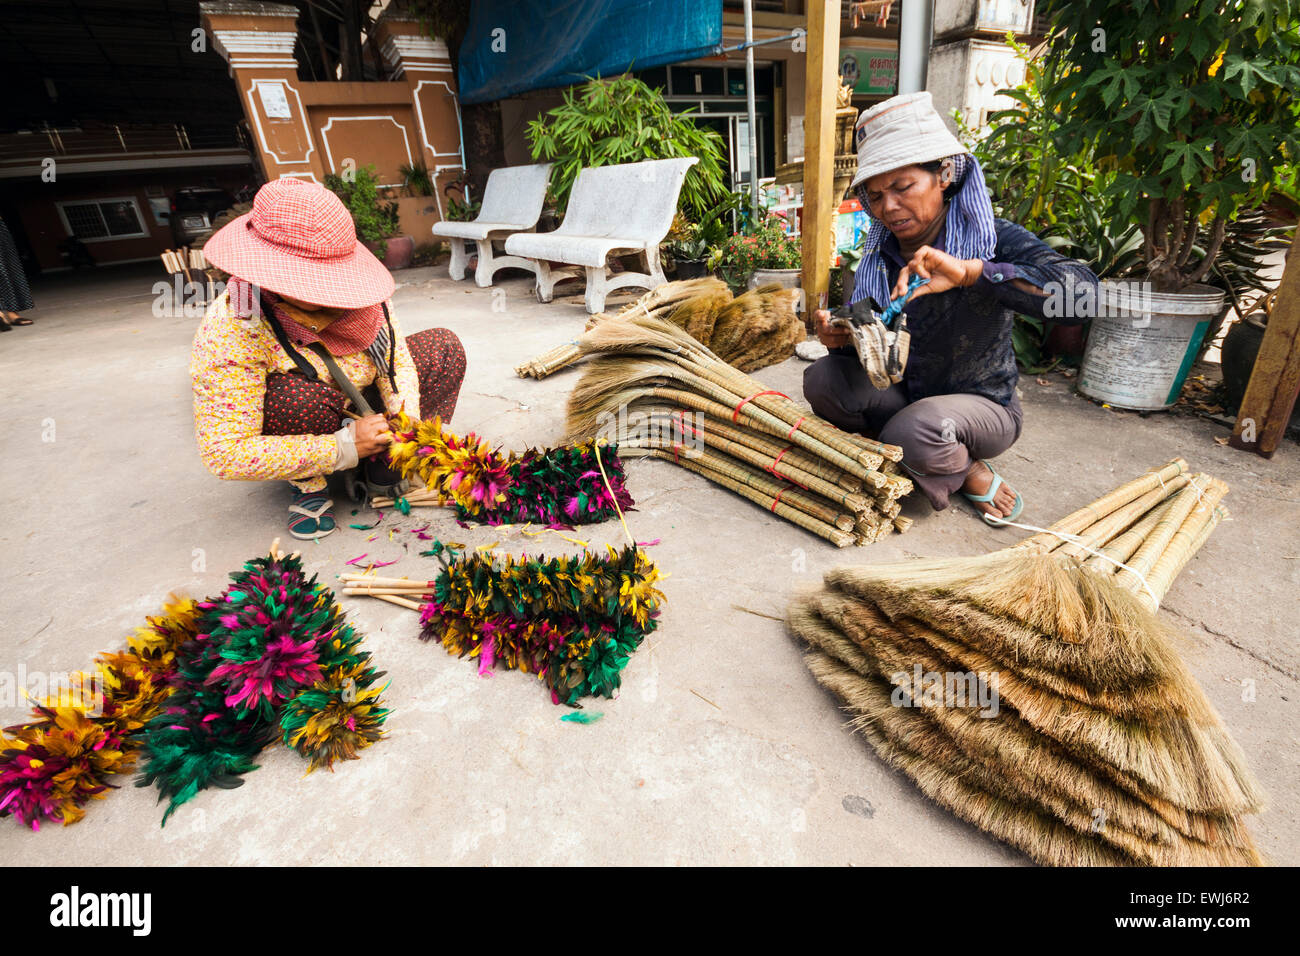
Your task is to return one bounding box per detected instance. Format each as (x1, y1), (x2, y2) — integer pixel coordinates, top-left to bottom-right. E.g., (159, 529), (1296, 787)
(963, 459), (1023, 526)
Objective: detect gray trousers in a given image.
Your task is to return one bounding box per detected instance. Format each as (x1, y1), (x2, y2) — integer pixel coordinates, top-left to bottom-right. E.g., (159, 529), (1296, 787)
(803, 353), (1022, 511)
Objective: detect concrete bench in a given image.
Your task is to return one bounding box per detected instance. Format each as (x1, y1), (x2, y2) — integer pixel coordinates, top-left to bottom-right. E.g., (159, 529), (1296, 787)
(503, 157), (698, 313)
(431, 162), (552, 287)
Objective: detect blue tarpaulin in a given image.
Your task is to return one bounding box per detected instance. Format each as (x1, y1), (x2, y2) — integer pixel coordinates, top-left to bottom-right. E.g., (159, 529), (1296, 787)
(457, 0), (723, 105)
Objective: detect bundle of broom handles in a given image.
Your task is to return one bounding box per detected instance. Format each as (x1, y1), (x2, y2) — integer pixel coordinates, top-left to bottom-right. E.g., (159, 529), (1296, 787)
(337, 574), (433, 610)
(1011, 457), (1229, 612)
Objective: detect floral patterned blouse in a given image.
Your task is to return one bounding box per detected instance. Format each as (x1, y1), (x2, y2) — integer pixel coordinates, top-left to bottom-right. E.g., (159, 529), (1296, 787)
(191, 290), (420, 491)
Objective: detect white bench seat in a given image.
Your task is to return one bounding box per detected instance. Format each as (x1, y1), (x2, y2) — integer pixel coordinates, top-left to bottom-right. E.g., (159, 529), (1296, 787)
(503, 157), (698, 313)
(431, 162), (551, 286)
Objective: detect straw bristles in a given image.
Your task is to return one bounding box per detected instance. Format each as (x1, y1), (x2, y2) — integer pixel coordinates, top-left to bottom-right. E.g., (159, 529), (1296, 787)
(787, 461), (1265, 866)
(515, 278), (805, 379)
(565, 323), (909, 546)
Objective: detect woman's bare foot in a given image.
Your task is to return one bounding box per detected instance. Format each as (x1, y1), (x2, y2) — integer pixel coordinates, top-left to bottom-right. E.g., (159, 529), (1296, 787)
(962, 460), (1018, 519)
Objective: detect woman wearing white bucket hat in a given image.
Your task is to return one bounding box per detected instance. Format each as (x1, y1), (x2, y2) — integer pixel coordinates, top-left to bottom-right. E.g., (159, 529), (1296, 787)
(803, 92), (1099, 525)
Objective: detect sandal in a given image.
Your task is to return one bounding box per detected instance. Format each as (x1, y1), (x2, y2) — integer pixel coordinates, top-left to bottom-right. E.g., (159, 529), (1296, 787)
(963, 459), (1023, 526)
(288, 490), (337, 540)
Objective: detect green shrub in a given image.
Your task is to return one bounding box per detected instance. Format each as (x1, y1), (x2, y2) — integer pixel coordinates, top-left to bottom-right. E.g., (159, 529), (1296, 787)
(325, 164), (400, 258)
(526, 74), (728, 220)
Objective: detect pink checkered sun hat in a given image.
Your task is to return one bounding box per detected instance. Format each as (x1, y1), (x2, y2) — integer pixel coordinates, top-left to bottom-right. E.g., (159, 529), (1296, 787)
(203, 177), (395, 309)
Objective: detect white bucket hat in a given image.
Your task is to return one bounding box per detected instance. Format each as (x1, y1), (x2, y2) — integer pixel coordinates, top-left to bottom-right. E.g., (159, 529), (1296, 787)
(851, 91), (967, 189)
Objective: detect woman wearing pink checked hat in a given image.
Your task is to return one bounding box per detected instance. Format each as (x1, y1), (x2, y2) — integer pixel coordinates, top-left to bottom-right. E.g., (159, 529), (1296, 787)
(192, 177), (466, 539)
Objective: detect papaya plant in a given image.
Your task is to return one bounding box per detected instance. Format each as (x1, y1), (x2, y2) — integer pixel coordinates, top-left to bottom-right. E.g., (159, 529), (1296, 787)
(1038, 0), (1300, 292)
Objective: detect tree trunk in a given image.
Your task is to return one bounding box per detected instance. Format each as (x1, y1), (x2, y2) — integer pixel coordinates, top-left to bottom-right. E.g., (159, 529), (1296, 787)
(461, 100), (506, 199)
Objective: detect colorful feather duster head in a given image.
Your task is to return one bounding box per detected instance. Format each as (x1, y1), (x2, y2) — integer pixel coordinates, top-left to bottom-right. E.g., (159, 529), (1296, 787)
(0, 597), (202, 831)
(387, 412), (634, 527)
(417, 542), (664, 706)
(137, 545), (391, 824)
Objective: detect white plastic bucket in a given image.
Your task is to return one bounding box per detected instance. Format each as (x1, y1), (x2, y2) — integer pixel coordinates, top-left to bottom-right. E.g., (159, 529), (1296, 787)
(1077, 281), (1226, 411)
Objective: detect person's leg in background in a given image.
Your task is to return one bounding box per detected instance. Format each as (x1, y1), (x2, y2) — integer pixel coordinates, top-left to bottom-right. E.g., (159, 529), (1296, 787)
(406, 327), (467, 421)
(262, 372), (348, 537)
(876, 393), (1022, 514)
(803, 351), (909, 436)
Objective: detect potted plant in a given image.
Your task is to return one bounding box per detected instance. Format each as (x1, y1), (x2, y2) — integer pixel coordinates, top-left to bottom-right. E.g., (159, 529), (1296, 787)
(1039, 0), (1300, 410)
(325, 163), (411, 269)
(663, 192), (744, 278)
(525, 74), (729, 221)
(713, 215), (802, 292)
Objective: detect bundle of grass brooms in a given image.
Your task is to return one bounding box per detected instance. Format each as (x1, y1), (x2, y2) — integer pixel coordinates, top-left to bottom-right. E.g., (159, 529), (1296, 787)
(787, 458), (1266, 865)
(0, 541), (389, 829)
(340, 541), (665, 707)
(561, 310), (912, 547)
(371, 412), (634, 527)
(516, 278), (805, 378)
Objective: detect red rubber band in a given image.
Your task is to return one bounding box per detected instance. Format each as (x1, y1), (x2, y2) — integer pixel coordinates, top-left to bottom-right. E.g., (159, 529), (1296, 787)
(771, 485), (791, 512)
(786, 416), (806, 439)
(765, 446), (807, 489)
(733, 389), (790, 423)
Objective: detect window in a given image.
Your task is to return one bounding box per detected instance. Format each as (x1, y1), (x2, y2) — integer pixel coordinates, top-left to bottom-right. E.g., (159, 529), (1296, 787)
(56, 197), (148, 242)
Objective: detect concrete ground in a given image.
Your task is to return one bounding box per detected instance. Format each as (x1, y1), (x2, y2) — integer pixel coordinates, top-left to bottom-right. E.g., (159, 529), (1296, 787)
(1, 262), (1296, 865)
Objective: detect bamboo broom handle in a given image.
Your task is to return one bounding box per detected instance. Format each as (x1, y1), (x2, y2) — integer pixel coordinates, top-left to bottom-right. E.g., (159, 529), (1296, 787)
(656, 416), (872, 513)
(339, 575), (434, 586)
(635, 341), (891, 466)
(1081, 496), (1180, 571)
(635, 440), (853, 529)
(342, 587), (433, 597)
(1015, 458), (1189, 553)
(1138, 478), (1229, 608)
(1052, 475), (1190, 559)
(1164, 503), (1228, 588)
(650, 449), (856, 547)
(666, 346), (901, 463)
(689, 412), (865, 489)
(646, 386), (871, 478)
(1117, 475), (1221, 593)
(368, 594), (424, 610)
(638, 385), (873, 477)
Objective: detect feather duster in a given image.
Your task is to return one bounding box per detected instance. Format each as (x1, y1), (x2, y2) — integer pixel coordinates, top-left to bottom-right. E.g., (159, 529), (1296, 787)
(0, 597), (200, 830)
(280, 624), (389, 772)
(387, 413), (634, 526)
(417, 542), (664, 706)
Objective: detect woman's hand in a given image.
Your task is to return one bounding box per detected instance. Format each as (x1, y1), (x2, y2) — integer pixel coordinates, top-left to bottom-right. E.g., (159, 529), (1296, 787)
(891, 247), (983, 302)
(813, 309), (851, 349)
(354, 414), (392, 458)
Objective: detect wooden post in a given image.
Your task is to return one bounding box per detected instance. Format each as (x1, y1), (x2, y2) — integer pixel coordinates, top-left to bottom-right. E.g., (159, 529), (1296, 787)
(801, 0), (840, 319)
(1230, 228), (1300, 458)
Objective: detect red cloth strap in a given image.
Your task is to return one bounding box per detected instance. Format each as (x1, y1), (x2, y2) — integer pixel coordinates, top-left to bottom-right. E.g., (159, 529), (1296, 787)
(732, 390), (790, 423)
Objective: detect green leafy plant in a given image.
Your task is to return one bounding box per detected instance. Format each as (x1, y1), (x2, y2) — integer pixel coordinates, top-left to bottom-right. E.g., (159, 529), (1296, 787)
(957, 33), (1096, 234)
(325, 163), (400, 258)
(1039, 0), (1300, 292)
(663, 192), (744, 262)
(525, 74), (728, 220)
(398, 159), (435, 197)
(713, 215), (802, 291)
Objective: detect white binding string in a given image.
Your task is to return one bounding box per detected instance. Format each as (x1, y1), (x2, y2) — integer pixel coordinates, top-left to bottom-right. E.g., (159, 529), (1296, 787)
(985, 516), (1161, 606)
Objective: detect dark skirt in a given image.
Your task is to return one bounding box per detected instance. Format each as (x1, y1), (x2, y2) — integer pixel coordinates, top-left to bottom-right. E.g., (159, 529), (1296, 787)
(0, 218), (34, 314)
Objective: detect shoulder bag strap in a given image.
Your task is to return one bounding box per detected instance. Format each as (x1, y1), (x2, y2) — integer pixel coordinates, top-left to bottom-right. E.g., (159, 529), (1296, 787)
(306, 342), (375, 417)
